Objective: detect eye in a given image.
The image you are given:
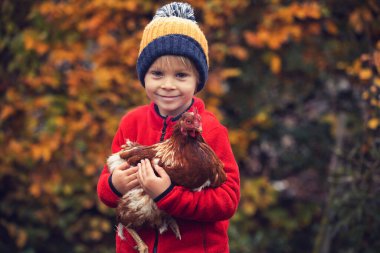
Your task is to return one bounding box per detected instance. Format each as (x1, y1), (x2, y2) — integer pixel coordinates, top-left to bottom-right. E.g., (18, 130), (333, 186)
(186, 119), (192, 124)
(176, 72), (189, 79)
(151, 70), (163, 78)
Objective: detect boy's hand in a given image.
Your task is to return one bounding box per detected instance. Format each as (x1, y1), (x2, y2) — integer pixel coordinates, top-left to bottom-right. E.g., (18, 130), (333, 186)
(137, 159), (171, 199)
(111, 162), (139, 195)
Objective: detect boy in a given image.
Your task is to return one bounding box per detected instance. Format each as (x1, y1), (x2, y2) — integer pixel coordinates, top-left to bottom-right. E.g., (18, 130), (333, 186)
(97, 2), (240, 252)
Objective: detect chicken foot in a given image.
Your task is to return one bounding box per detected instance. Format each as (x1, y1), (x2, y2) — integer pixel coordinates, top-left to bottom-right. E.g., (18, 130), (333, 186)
(126, 228), (148, 253)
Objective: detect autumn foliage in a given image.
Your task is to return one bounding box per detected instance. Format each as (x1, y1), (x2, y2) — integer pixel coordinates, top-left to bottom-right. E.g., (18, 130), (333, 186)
(1, 0), (379, 252)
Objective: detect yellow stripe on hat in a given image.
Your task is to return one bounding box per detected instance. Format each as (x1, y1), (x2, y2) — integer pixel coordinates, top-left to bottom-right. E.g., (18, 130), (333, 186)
(139, 16), (209, 64)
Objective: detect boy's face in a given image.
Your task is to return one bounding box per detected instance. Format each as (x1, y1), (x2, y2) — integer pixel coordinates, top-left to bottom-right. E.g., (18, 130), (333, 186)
(144, 56), (198, 117)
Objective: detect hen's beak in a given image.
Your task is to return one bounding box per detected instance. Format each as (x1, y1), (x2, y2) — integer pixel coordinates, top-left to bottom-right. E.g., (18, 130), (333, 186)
(189, 130), (196, 138)
(194, 120), (202, 133)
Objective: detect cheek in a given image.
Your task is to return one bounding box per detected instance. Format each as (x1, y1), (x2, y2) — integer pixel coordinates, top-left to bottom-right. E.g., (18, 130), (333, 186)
(185, 79), (197, 95)
(144, 79), (156, 93)
(144, 85), (155, 100)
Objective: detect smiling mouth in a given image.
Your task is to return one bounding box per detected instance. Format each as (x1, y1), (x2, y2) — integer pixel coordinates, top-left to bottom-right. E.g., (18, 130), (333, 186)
(157, 94), (180, 99)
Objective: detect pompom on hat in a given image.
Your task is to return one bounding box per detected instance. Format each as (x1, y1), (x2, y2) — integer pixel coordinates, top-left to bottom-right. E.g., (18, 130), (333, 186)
(137, 2), (209, 93)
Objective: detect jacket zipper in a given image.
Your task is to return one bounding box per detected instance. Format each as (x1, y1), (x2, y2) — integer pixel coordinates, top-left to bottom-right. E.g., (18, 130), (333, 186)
(153, 228), (159, 253)
(160, 117), (168, 142)
(154, 117), (167, 252)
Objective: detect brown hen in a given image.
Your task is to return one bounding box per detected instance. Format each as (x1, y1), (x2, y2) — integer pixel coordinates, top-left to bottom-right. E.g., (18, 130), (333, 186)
(107, 111), (226, 253)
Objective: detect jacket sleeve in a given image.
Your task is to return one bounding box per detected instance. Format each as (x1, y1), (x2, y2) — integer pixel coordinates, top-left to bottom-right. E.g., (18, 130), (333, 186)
(97, 166), (121, 208)
(155, 126), (240, 222)
(96, 118), (127, 208)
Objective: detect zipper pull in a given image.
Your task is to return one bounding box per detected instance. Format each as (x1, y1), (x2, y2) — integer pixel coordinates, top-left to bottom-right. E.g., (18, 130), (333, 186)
(160, 117), (168, 142)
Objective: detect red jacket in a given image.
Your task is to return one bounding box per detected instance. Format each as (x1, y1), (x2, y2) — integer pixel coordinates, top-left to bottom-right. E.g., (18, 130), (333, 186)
(97, 97), (240, 253)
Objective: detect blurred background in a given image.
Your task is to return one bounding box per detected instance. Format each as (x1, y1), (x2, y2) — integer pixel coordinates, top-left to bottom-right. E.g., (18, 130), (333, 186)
(1, 0), (379, 252)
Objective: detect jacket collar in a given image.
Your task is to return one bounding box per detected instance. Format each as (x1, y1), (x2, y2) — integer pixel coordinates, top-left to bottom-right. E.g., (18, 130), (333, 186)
(148, 97), (205, 131)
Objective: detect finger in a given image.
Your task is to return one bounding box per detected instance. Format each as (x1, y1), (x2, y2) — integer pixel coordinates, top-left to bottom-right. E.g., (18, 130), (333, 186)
(142, 159), (154, 177)
(116, 162), (130, 171)
(125, 169), (138, 181)
(154, 164), (168, 178)
(127, 178), (140, 189)
(124, 166), (138, 176)
(137, 163), (148, 190)
(137, 162), (143, 182)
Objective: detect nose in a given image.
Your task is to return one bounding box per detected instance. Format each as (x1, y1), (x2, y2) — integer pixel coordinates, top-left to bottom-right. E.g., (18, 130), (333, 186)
(160, 77), (176, 89)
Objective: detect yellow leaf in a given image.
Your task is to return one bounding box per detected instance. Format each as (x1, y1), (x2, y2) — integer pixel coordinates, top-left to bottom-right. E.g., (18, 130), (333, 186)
(359, 68), (373, 80)
(254, 111), (269, 125)
(368, 118), (379, 129)
(242, 201), (257, 216)
(100, 220), (112, 232)
(63, 184), (73, 195)
(270, 54), (282, 74)
(374, 77), (380, 87)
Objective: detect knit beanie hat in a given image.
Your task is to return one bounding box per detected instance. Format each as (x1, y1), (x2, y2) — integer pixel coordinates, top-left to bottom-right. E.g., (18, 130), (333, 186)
(136, 2), (209, 93)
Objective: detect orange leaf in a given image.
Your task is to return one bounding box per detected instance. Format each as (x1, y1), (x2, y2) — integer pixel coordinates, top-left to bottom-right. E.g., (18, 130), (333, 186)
(325, 20), (338, 35)
(30, 183), (42, 197)
(84, 165), (97, 176)
(220, 68), (242, 79)
(0, 105), (15, 120)
(228, 46), (249, 61)
(244, 31), (264, 48)
(373, 51), (380, 73)
(270, 54), (282, 74)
